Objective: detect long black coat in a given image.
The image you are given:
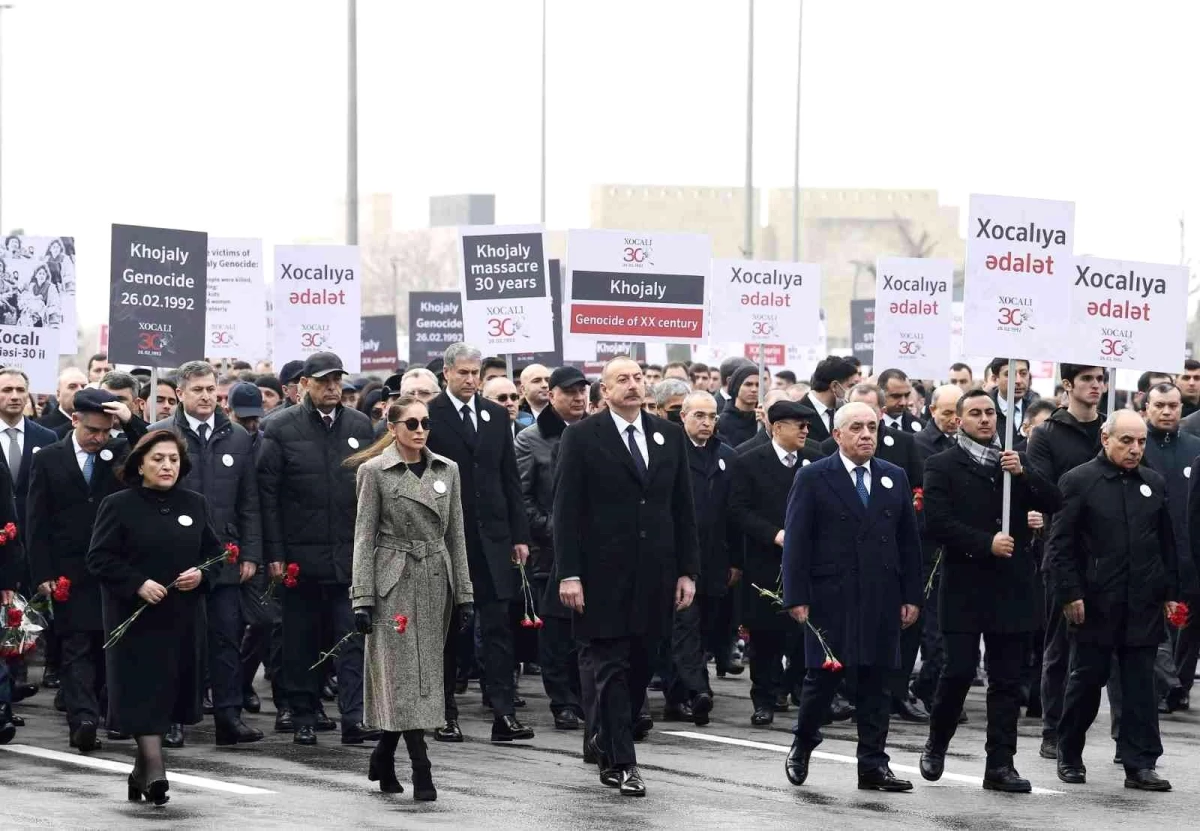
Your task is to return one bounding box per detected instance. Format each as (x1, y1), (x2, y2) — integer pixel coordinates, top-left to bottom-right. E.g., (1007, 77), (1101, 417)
(914, 421), (955, 462)
(552, 411), (700, 640)
(820, 422), (923, 487)
(730, 440), (820, 630)
(782, 453), (923, 668)
(514, 404), (572, 618)
(258, 397), (375, 584)
(425, 391), (529, 603)
(1142, 426), (1200, 591)
(26, 435), (129, 632)
(923, 446), (1060, 633)
(151, 408), (262, 585)
(0, 456), (24, 592)
(86, 486), (220, 734)
(1047, 455), (1180, 647)
(687, 437), (739, 598)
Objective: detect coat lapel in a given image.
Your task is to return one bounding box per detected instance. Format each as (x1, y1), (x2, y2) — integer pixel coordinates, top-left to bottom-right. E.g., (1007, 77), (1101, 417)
(865, 458), (894, 525)
(434, 393), (477, 455)
(641, 412), (665, 483)
(380, 444), (440, 516)
(599, 412), (644, 485)
(822, 456), (866, 518)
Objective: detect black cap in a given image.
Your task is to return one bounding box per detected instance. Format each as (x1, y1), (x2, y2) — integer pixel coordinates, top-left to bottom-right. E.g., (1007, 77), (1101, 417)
(254, 374), (283, 397)
(767, 400), (815, 425)
(279, 360), (305, 385)
(74, 388), (119, 414)
(130, 367), (152, 379)
(425, 357), (445, 377)
(229, 382), (264, 417)
(549, 366), (587, 390)
(300, 352), (344, 379)
(382, 372), (403, 395)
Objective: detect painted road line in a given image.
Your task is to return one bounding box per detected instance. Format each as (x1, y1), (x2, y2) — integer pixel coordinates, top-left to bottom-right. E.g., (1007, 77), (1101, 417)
(662, 731), (1062, 795)
(0, 744), (275, 795)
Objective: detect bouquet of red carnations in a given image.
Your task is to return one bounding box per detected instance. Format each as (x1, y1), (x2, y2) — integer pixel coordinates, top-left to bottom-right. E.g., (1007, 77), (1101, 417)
(1, 595), (48, 658)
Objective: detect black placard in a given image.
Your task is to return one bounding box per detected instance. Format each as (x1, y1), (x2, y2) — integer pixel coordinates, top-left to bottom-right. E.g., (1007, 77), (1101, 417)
(571, 270), (705, 305)
(360, 315), (399, 373)
(461, 232), (545, 301)
(850, 298), (876, 365)
(409, 291), (464, 366)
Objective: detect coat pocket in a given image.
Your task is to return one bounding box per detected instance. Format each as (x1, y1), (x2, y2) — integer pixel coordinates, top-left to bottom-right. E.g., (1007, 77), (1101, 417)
(375, 547), (407, 598)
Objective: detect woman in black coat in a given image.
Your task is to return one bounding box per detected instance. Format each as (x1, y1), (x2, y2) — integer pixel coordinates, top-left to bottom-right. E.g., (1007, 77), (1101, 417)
(87, 430), (221, 807)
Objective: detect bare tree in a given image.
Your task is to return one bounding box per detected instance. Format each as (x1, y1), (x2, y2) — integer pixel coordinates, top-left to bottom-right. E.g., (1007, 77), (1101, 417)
(851, 213), (956, 299)
(360, 229), (459, 332)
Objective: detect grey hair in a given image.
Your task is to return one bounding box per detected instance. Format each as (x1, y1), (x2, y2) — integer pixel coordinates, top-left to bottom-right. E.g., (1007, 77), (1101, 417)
(99, 370), (139, 394)
(401, 367), (439, 386)
(1102, 408), (1143, 435)
(0, 366), (29, 385)
(443, 342), (482, 369)
(834, 401), (877, 431)
(680, 391), (716, 414)
(177, 360), (217, 385)
(847, 382), (884, 411)
(653, 378), (691, 407)
(929, 383), (963, 409)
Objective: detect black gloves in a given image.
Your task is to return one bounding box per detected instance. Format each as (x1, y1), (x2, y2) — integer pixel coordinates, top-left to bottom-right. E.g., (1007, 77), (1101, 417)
(455, 602), (474, 633)
(353, 607), (373, 635)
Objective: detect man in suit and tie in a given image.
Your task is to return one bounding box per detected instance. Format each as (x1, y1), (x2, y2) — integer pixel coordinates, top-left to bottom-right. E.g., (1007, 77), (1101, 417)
(554, 357), (699, 797)
(877, 369), (924, 434)
(425, 343), (532, 744)
(782, 401), (922, 791)
(804, 357), (860, 444)
(483, 375), (527, 442)
(26, 389), (133, 753)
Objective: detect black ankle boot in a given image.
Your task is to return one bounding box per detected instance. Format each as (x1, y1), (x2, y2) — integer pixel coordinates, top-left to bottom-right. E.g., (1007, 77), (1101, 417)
(404, 730), (437, 802)
(368, 733), (403, 793)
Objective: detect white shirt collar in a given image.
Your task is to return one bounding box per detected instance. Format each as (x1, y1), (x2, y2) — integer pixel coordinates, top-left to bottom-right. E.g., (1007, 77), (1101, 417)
(807, 391), (830, 416)
(2, 418), (24, 435)
(184, 411), (216, 434)
(72, 434), (87, 457)
(996, 395), (1021, 417)
(771, 440), (797, 465)
(454, 394), (477, 415)
(839, 451), (870, 478)
(610, 408), (642, 436)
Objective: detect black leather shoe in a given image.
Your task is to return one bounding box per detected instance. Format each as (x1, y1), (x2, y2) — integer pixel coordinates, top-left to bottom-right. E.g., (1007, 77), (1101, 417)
(1056, 761), (1086, 784)
(454, 679), (469, 695)
(892, 695), (930, 723)
(11, 683), (37, 703)
(751, 707), (774, 726)
(10, 714), (24, 726)
(341, 723), (382, 744)
(243, 691), (261, 714)
(293, 725), (317, 746)
(314, 710), (337, 732)
(1179, 691), (1190, 711)
(1038, 736), (1057, 759)
(663, 702), (694, 721)
(582, 736), (598, 764)
(163, 723), (184, 748)
(41, 670), (60, 689)
(434, 720), (463, 743)
(215, 718), (264, 746)
(773, 694), (790, 712)
(785, 742), (812, 785)
(619, 765), (646, 796)
(919, 742), (945, 781)
(53, 689), (65, 712)
(70, 721), (101, 753)
(829, 692), (856, 721)
(106, 729), (131, 741)
(632, 713), (653, 741)
(588, 734), (611, 773)
(1113, 752), (1123, 765)
(202, 690), (214, 715)
(553, 710), (580, 730)
(523, 662), (542, 676)
(320, 682), (336, 702)
(691, 692), (713, 726)
(274, 708), (295, 733)
(513, 693), (527, 709)
(958, 710), (969, 724)
(648, 675), (664, 692)
(600, 766), (621, 787)
(491, 715), (535, 742)
(1124, 768), (1171, 791)
(858, 767), (913, 792)
(983, 765), (1031, 792)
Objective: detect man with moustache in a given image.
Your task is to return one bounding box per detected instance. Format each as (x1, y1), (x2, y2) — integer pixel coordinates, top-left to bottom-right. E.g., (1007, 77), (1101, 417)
(553, 357), (699, 796)
(782, 402), (922, 792)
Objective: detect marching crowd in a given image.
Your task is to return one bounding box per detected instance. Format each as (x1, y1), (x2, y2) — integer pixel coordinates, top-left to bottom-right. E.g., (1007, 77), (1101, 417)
(0, 344), (1195, 804)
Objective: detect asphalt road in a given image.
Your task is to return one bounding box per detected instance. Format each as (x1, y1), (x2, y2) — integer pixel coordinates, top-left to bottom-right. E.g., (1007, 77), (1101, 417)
(2, 667), (1195, 830)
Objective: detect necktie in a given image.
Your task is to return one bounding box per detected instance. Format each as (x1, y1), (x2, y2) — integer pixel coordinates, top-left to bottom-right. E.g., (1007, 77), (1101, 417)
(82, 452), (95, 485)
(626, 425), (648, 480)
(197, 423), (209, 445)
(826, 410), (834, 435)
(460, 404), (477, 444)
(854, 466), (869, 507)
(784, 452), (796, 468)
(5, 427), (19, 482)
(323, 414), (334, 431)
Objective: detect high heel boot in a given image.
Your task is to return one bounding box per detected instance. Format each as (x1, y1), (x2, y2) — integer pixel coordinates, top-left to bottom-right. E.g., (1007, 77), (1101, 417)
(404, 729), (437, 802)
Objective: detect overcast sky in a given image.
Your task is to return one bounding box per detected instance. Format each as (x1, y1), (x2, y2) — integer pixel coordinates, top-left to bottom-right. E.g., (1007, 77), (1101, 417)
(2, 0), (1197, 326)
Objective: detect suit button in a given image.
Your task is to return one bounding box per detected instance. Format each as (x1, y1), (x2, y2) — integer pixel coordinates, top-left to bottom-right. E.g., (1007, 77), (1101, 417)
(639, 531), (646, 539)
(996, 519), (1002, 527)
(640, 499), (646, 505)
(881, 536), (889, 543)
(87, 497), (94, 503)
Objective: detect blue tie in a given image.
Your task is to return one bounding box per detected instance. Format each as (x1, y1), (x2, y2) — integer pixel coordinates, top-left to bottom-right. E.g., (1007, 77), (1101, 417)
(83, 452), (95, 484)
(854, 466), (869, 507)
(626, 425), (648, 480)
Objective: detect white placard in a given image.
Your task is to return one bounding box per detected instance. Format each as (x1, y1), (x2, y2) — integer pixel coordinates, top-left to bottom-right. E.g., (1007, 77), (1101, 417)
(207, 238), (267, 361)
(1066, 256), (1187, 371)
(709, 258), (821, 346)
(0, 324), (56, 392)
(872, 257), (954, 378)
(273, 245), (362, 372)
(567, 229), (710, 343)
(0, 234), (76, 355)
(962, 194), (1074, 360)
(458, 225), (554, 354)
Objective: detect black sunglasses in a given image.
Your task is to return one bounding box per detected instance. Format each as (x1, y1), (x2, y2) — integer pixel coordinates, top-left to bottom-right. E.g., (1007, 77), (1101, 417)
(491, 393), (520, 403)
(390, 417), (431, 431)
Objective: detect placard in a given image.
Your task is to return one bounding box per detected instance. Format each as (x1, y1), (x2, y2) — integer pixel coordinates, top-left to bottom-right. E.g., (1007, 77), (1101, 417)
(0, 234), (77, 355)
(710, 258), (821, 345)
(962, 194), (1074, 360)
(409, 291), (464, 366)
(872, 257), (954, 378)
(206, 238), (266, 361)
(510, 259), (564, 367)
(1066, 256), (1187, 371)
(361, 314), (399, 372)
(109, 224), (208, 366)
(273, 245), (362, 372)
(458, 225), (554, 354)
(850, 298), (875, 365)
(567, 229), (710, 343)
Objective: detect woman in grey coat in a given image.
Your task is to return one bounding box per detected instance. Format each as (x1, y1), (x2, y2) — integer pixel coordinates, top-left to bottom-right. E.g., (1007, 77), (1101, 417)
(348, 395), (473, 800)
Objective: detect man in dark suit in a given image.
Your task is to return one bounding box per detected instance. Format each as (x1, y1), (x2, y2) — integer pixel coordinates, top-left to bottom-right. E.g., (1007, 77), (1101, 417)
(918, 389), (1060, 793)
(425, 342), (532, 744)
(987, 357), (1035, 448)
(26, 389), (132, 753)
(914, 384), (962, 461)
(35, 367), (87, 435)
(553, 356), (699, 797)
(781, 401), (922, 792)
(483, 375), (527, 441)
(802, 356), (859, 444)
(877, 369), (923, 434)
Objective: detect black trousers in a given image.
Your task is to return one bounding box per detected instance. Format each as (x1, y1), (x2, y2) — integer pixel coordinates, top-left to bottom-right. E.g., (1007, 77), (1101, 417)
(700, 592), (735, 671)
(928, 631), (1024, 767)
(1107, 639), (1180, 741)
(1175, 617), (1200, 693)
(748, 628), (788, 711)
(578, 637), (597, 743)
(793, 665), (891, 772)
(281, 581), (362, 728)
(538, 615), (581, 716)
(912, 573), (944, 704)
(664, 600), (708, 705)
(583, 635), (652, 768)
(477, 598), (516, 719)
(1058, 640), (1161, 771)
(1040, 584), (1070, 741)
(889, 617), (922, 702)
(206, 585), (243, 721)
(60, 631), (105, 730)
(241, 616), (284, 709)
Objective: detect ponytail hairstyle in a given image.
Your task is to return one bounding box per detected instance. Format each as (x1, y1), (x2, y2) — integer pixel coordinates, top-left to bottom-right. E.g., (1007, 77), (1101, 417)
(344, 395), (426, 467)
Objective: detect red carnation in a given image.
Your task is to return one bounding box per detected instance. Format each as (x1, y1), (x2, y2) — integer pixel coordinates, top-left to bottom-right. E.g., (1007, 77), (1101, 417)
(912, 487), (925, 513)
(393, 614), (408, 634)
(286, 563), (300, 578)
(1169, 602), (1190, 629)
(821, 658), (833, 670)
(532, 616), (544, 629)
(520, 616), (533, 629)
(0, 531), (8, 545)
(5, 607), (21, 628)
(52, 576), (71, 603)
(224, 542), (240, 564)
(831, 660), (844, 672)
(3, 522), (14, 538)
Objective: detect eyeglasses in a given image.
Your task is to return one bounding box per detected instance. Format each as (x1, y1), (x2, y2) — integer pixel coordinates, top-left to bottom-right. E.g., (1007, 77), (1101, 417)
(687, 412), (717, 422)
(490, 394), (520, 403)
(391, 417), (431, 431)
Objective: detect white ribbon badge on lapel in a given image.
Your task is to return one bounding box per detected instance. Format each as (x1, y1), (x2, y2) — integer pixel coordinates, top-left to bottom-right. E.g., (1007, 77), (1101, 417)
(480, 409), (491, 423)
(99, 449), (114, 461)
(883, 435), (894, 447)
(718, 458), (726, 471)
(1140, 484), (1152, 497)
(653, 432), (665, 446)
(880, 475), (894, 489)
(434, 479), (447, 494)
(222, 454), (234, 467)
(178, 515), (194, 527)
(347, 437), (360, 449)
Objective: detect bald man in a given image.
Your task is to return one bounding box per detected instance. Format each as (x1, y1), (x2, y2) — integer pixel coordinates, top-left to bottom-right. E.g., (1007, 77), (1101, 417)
(519, 364), (551, 427)
(37, 367), (88, 436)
(915, 385), (963, 461)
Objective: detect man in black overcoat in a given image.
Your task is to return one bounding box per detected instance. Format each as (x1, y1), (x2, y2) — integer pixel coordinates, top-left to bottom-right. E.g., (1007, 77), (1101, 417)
(918, 389), (1060, 792)
(425, 342), (531, 743)
(553, 357), (699, 797)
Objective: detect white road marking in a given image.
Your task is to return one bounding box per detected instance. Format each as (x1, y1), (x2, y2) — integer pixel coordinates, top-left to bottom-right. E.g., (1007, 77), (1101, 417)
(662, 731), (1062, 795)
(0, 744), (275, 795)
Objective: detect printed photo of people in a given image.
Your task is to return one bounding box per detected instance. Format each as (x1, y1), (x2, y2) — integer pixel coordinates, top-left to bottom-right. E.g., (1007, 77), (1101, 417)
(0, 235), (76, 328)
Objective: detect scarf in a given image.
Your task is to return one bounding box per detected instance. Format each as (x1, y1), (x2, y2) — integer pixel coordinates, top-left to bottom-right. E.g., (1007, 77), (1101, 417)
(957, 430), (1002, 468)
